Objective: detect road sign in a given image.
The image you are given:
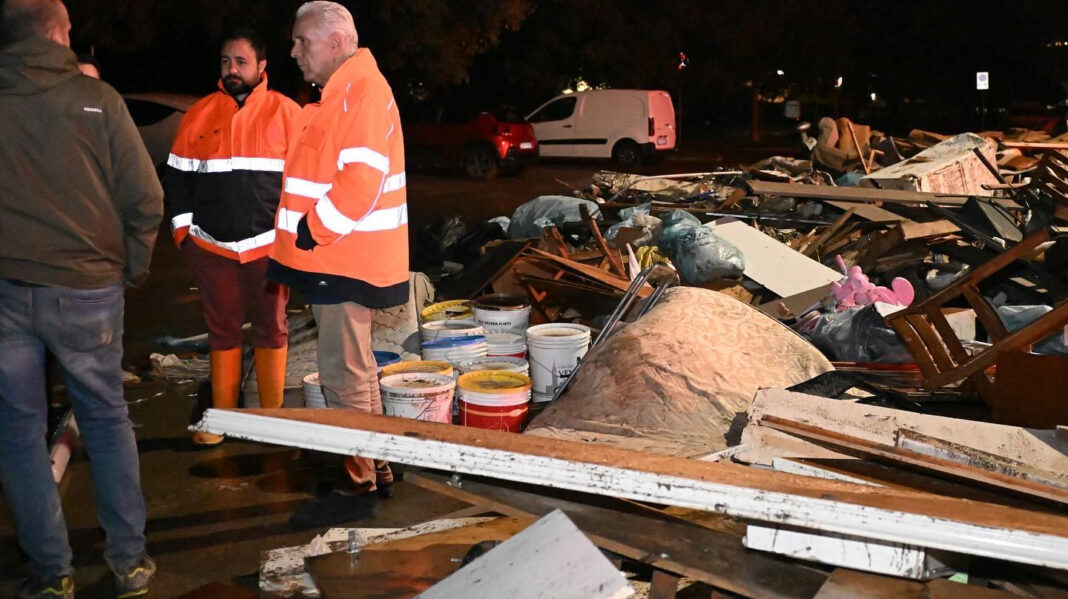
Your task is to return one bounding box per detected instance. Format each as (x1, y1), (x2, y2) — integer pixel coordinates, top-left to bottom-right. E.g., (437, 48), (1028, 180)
(976, 72), (989, 90)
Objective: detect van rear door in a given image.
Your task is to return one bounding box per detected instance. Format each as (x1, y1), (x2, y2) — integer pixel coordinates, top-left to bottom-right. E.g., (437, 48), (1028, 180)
(648, 91), (676, 150)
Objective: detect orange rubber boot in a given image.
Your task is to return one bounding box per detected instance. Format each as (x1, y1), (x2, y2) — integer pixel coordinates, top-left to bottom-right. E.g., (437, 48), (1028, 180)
(254, 346), (287, 409)
(193, 348), (243, 445)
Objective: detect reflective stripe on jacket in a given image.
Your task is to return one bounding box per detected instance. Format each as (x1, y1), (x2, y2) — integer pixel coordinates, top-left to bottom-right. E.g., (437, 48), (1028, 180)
(267, 49), (409, 309)
(162, 75), (299, 263)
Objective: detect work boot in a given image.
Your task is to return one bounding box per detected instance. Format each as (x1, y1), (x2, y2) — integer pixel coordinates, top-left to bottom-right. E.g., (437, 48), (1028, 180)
(289, 490), (379, 529)
(254, 346), (287, 409)
(192, 348), (242, 446)
(113, 557), (156, 598)
(18, 576), (74, 599)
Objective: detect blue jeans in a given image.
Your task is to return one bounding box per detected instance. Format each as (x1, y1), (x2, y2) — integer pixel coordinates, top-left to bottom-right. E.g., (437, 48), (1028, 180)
(0, 279), (147, 581)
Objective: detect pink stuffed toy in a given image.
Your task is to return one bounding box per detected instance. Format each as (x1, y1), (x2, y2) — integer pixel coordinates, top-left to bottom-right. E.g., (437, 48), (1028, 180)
(831, 255), (914, 311)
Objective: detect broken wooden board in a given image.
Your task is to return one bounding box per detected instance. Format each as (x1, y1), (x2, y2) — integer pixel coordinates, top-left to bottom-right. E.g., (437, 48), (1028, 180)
(417, 510), (633, 599)
(710, 218), (843, 297)
(195, 408), (1068, 570)
(813, 568), (1021, 599)
(307, 543), (471, 598)
(259, 518), (495, 596)
(527, 248), (651, 297)
(824, 200), (910, 223)
(748, 180), (1021, 209)
(744, 523), (953, 579)
(741, 389), (1068, 489)
(760, 415), (1068, 505)
(406, 470), (826, 599)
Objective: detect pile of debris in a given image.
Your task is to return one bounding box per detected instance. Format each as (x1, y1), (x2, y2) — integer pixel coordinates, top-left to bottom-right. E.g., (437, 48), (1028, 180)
(191, 120), (1068, 598)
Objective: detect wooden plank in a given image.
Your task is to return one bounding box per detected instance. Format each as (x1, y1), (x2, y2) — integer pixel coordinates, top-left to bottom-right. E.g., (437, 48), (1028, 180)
(802, 208), (855, 258)
(307, 543), (471, 598)
(527, 248), (651, 297)
(759, 415), (1068, 505)
(417, 510), (633, 599)
(711, 218), (843, 297)
(748, 180), (1021, 208)
(1002, 141), (1068, 150)
(814, 568), (1020, 599)
(897, 219), (961, 240)
(824, 200), (909, 223)
(406, 471), (826, 599)
(650, 571), (680, 599)
(196, 408), (1068, 570)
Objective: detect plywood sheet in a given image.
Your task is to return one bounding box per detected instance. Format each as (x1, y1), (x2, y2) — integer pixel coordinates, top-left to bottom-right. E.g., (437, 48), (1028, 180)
(710, 218), (844, 297)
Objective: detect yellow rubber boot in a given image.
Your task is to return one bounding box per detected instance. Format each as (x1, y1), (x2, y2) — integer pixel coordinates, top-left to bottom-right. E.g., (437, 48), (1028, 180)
(193, 348), (243, 445)
(254, 346), (288, 409)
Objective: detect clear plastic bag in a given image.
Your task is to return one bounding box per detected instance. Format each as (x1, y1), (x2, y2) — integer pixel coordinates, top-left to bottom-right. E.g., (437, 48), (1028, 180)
(996, 305), (1068, 355)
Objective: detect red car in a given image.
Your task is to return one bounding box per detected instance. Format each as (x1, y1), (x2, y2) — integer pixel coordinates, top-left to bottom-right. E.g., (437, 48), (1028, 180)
(405, 104), (539, 180)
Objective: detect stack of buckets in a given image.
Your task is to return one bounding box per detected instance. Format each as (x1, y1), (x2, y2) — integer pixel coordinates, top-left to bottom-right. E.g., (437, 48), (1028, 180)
(420, 319), (487, 367)
(525, 323), (591, 404)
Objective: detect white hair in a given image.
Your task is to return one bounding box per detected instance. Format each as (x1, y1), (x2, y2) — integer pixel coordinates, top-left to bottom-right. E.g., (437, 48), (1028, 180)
(296, 1), (358, 51)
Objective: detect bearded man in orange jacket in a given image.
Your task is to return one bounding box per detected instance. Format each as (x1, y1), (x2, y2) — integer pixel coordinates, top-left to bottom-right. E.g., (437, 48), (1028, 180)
(163, 30), (300, 445)
(268, 1), (409, 527)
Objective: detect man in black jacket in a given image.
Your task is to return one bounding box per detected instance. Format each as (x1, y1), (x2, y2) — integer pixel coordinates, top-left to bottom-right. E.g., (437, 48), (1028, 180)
(0, 1), (162, 596)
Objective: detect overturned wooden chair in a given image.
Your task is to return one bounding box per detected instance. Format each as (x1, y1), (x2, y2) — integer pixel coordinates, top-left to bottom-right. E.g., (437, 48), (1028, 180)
(884, 228), (1068, 399)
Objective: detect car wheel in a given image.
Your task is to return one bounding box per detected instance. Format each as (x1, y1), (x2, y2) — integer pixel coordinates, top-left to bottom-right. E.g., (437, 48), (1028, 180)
(611, 139), (642, 168)
(463, 145), (500, 180)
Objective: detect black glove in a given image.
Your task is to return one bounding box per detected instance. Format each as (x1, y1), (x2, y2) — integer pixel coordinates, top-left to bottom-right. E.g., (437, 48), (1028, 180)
(296, 214), (318, 250)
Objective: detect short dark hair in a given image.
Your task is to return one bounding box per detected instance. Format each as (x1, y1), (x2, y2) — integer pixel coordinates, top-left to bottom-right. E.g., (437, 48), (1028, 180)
(0, 0), (61, 47)
(223, 27), (266, 62)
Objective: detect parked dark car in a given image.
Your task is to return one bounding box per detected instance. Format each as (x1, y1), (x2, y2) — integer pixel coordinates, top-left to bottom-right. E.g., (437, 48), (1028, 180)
(405, 102), (539, 180)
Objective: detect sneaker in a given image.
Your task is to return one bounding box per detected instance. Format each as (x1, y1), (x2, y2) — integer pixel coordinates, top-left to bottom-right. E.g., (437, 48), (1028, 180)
(289, 490), (379, 529)
(114, 557), (156, 598)
(18, 576), (74, 599)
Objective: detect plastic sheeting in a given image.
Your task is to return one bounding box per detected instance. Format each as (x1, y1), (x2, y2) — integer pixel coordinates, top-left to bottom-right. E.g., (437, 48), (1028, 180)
(508, 195), (602, 239)
(656, 209), (745, 284)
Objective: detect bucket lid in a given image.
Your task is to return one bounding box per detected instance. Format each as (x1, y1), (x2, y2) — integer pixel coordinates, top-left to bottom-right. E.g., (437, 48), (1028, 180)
(421, 335), (487, 349)
(526, 323), (591, 339)
(458, 371), (532, 393)
(486, 331), (524, 342)
(380, 372), (455, 391)
(422, 319), (481, 331)
(458, 356), (529, 372)
(373, 351), (402, 367)
(381, 360), (453, 376)
(420, 299), (473, 322)
(473, 293), (530, 311)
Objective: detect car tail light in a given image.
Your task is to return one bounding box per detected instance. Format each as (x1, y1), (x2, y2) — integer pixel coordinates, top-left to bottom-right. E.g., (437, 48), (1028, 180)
(648, 116), (655, 137)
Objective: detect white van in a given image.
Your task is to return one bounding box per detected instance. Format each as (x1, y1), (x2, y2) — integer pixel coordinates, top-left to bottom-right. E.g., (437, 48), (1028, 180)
(525, 89), (676, 167)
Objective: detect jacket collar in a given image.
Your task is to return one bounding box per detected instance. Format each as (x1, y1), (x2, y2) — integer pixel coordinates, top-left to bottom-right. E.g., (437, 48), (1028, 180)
(215, 72), (269, 107)
(321, 48), (376, 103)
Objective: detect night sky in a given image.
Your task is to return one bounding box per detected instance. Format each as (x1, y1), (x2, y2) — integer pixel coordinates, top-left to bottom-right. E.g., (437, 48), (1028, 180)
(66, 0), (1068, 136)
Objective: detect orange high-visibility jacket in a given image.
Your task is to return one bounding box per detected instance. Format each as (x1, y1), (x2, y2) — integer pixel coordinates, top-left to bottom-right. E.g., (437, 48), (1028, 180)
(268, 49), (409, 309)
(162, 75), (299, 262)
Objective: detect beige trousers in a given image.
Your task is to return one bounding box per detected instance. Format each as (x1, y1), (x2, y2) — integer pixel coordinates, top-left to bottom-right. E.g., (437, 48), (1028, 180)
(312, 303), (392, 492)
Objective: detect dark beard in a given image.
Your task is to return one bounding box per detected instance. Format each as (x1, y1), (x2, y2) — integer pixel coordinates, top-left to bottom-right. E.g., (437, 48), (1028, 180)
(223, 76), (253, 96)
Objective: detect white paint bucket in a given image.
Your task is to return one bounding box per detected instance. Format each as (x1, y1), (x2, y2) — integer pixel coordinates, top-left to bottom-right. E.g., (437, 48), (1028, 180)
(473, 294), (532, 333)
(526, 323), (591, 403)
(457, 371), (532, 433)
(421, 335), (488, 366)
(302, 372), (327, 408)
(378, 373), (455, 424)
(458, 356), (530, 376)
(420, 319), (484, 343)
(485, 331), (527, 358)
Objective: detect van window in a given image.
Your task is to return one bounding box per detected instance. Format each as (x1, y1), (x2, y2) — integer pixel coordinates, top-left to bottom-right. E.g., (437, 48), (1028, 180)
(529, 97), (576, 123)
